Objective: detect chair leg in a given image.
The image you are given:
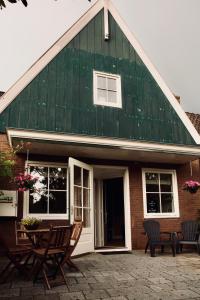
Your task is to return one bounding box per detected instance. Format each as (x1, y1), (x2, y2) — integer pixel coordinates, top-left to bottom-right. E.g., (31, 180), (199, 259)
(42, 268), (51, 290)
(196, 243), (200, 255)
(65, 258), (79, 271)
(171, 244), (176, 257)
(24, 252), (33, 267)
(161, 245), (164, 253)
(0, 261), (12, 283)
(150, 245), (155, 257)
(55, 255), (67, 286)
(180, 244), (183, 253)
(175, 241), (180, 254)
(33, 260), (43, 284)
(145, 241), (149, 253)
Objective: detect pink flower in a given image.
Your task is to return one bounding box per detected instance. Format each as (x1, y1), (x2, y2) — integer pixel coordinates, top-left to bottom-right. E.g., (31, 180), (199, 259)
(18, 187), (26, 192)
(183, 179), (200, 193)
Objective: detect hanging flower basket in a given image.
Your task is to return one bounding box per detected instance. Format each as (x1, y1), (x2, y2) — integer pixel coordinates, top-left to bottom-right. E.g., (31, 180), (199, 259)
(14, 173), (38, 192)
(183, 180), (200, 194)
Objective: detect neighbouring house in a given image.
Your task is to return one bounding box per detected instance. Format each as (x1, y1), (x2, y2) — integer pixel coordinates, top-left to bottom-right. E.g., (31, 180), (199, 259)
(187, 112), (200, 135)
(0, 0), (200, 255)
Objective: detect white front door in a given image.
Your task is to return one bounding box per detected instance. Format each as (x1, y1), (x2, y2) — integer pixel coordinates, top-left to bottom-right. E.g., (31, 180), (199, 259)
(69, 157), (94, 255)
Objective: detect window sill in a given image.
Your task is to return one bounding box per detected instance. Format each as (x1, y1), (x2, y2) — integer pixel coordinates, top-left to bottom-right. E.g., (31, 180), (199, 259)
(144, 213), (180, 219)
(94, 102), (122, 108)
(25, 214), (69, 220)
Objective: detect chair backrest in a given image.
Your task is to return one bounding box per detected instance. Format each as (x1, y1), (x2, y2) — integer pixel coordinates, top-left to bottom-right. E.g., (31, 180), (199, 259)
(45, 226), (68, 255)
(70, 220), (83, 249)
(181, 220), (199, 241)
(143, 220), (160, 241)
(15, 221), (32, 246)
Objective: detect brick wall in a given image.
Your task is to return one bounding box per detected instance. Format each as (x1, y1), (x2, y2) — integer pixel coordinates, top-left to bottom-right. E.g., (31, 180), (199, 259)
(0, 134), (25, 190)
(130, 161), (200, 249)
(1, 133), (200, 250)
(0, 134), (26, 247)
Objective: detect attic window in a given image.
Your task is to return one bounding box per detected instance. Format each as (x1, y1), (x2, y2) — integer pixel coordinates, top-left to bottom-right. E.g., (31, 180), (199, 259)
(93, 71), (122, 108)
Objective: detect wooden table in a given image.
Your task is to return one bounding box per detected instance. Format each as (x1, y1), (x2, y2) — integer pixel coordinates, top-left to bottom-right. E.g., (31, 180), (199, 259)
(17, 228), (50, 248)
(17, 226), (72, 282)
(17, 226), (72, 248)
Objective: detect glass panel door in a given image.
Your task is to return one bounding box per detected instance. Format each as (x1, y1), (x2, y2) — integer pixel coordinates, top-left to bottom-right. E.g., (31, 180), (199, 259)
(69, 158), (94, 255)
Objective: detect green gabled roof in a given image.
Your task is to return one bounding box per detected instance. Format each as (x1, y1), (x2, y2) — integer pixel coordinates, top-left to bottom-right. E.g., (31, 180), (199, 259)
(0, 0), (199, 146)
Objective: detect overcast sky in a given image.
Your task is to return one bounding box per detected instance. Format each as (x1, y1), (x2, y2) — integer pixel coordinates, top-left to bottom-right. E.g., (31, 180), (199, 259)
(0, 0), (200, 113)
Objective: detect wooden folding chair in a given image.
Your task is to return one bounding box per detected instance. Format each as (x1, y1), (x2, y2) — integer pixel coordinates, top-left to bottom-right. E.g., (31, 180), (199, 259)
(15, 221), (33, 246)
(0, 236), (32, 283)
(32, 225), (69, 289)
(61, 220), (82, 271)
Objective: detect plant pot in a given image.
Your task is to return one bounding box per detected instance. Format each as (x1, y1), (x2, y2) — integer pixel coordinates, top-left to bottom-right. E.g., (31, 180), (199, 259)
(24, 223), (39, 230)
(187, 187), (199, 194)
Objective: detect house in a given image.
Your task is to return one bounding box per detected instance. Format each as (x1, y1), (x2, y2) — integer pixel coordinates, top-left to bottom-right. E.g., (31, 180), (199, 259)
(0, 0), (200, 254)
(187, 112), (200, 135)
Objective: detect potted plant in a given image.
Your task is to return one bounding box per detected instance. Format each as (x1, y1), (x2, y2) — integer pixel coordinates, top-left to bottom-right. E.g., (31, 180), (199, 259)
(183, 180), (200, 194)
(21, 217), (42, 230)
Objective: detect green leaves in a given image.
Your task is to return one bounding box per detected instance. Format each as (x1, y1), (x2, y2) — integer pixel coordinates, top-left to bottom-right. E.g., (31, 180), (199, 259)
(0, 0), (27, 9)
(21, 0), (27, 6)
(0, 0), (90, 10)
(0, 144), (22, 177)
(0, 0), (6, 8)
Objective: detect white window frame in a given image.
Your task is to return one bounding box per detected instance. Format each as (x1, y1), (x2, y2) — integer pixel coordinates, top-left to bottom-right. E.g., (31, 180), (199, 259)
(93, 70), (122, 108)
(142, 168), (180, 219)
(23, 161), (69, 220)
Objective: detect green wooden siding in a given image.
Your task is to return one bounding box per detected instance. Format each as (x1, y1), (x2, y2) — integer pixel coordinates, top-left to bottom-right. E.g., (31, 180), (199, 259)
(0, 10), (195, 145)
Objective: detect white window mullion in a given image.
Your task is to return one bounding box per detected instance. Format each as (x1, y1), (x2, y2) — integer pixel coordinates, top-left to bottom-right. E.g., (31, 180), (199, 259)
(106, 77), (108, 103)
(47, 167), (50, 214)
(158, 173), (162, 213)
(81, 168), (84, 221)
(66, 168), (69, 216)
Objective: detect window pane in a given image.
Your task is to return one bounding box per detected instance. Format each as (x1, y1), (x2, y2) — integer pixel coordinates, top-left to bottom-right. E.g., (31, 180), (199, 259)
(97, 76), (106, 89)
(74, 186), (82, 207)
(97, 89), (107, 102)
(107, 78), (117, 91)
(83, 188), (90, 207)
(146, 193), (160, 213)
(49, 167), (66, 190)
(83, 209), (90, 227)
(29, 192), (48, 213)
(30, 166), (48, 190)
(74, 207), (82, 220)
(83, 169), (89, 188)
(108, 91), (117, 103)
(49, 191), (67, 214)
(161, 194), (174, 213)
(160, 174), (172, 192)
(74, 166), (81, 186)
(146, 173), (159, 192)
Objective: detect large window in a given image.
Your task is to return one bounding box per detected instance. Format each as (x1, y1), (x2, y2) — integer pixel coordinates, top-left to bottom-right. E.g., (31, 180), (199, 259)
(142, 169), (179, 218)
(93, 70), (122, 108)
(25, 163), (68, 219)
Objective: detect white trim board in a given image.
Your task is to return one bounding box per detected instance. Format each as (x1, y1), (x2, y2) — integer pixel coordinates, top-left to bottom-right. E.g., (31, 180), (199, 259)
(0, 0), (200, 144)
(7, 129), (200, 157)
(95, 248), (130, 253)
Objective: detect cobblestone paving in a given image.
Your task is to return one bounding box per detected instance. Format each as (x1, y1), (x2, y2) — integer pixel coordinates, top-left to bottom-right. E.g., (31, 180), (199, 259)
(1, 251), (200, 299)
